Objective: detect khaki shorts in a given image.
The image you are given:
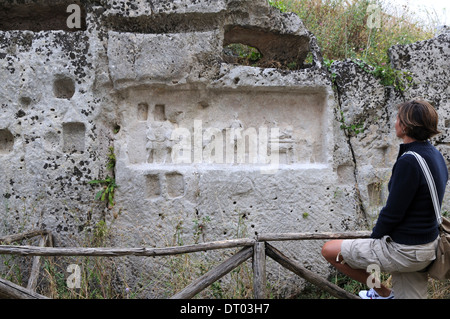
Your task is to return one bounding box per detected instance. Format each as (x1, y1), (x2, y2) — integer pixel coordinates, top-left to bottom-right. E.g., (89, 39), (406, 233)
(340, 236), (439, 299)
(341, 235), (438, 273)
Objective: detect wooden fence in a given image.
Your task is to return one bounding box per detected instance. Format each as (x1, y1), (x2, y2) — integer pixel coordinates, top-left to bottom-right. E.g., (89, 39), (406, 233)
(0, 229), (371, 299)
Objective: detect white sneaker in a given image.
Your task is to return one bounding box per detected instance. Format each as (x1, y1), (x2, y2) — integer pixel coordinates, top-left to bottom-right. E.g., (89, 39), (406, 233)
(359, 288), (394, 299)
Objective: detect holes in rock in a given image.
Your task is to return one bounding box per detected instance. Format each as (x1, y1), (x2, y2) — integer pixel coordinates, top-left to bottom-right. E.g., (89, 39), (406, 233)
(0, 129), (14, 155)
(19, 96), (32, 107)
(63, 122), (85, 153)
(166, 172), (185, 198)
(0, 2), (86, 31)
(154, 104), (166, 122)
(137, 103), (149, 121)
(15, 110), (26, 118)
(146, 174), (161, 199)
(198, 101), (209, 109)
(223, 26), (310, 70)
(53, 75), (75, 99)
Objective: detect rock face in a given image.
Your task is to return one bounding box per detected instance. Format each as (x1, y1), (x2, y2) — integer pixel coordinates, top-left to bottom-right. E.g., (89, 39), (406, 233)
(332, 30), (450, 222)
(0, 0), (448, 297)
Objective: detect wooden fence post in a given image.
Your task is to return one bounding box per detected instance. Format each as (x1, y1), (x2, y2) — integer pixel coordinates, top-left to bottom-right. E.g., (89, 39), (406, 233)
(253, 242), (266, 299)
(26, 234), (49, 291)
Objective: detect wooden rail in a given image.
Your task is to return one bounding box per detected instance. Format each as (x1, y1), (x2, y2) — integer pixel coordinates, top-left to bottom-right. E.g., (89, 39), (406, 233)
(0, 229), (371, 299)
(0, 230), (52, 299)
(0, 238), (255, 257)
(257, 231), (372, 242)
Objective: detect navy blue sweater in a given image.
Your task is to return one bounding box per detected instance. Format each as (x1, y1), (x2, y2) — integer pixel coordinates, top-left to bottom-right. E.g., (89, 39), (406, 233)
(371, 141), (448, 245)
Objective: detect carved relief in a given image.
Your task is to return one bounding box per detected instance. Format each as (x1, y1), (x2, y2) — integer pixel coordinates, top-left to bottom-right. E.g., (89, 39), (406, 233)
(123, 89), (327, 169)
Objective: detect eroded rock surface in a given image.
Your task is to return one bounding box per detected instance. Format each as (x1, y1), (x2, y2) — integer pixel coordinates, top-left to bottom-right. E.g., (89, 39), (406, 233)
(0, 0), (448, 297)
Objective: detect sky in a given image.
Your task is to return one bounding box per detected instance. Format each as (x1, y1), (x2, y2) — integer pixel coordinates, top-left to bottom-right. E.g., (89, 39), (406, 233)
(388, 0), (449, 29)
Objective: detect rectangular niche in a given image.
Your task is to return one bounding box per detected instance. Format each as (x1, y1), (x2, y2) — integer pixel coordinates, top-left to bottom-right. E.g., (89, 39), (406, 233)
(0, 129), (14, 154)
(53, 75), (75, 99)
(63, 122), (86, 153)
(137, 102), (149, 121)
(146, 174), (161, 199)
(166, 172), (184, 198)
(154, 104), (166, 122)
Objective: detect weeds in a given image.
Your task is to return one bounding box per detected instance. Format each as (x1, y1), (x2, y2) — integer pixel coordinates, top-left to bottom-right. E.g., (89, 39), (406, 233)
(106, 146), (116, 170)
(193, 216), (211, 244)
(37, 220), (125, 299)
(297, 267), (450, 299)
(88, 176), (118, 208)
(2, 255), (24, 286)
(338, 110), (365, 136)
(273, 0), (433, 64)
(269, 0), (433, 91)
(158, 214), (254, 299)
(88, 147), (118, 208)
(2, 214), (449, 299)
(0, 0), (446, 300)
(224, 43), (263, 65)
(352, 58), (414, 92)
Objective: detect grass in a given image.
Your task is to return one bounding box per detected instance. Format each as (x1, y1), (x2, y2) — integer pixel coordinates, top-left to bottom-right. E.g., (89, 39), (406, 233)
(0, 215), (256, 299)
(1, 219), (449, 299)
(228, 0), (437, 90)
(270, 0), (434, 65)
(298, 272), (450, 299)
(267, 0), (435, 91)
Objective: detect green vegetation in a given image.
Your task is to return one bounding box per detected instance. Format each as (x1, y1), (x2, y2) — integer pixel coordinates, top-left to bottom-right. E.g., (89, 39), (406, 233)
(227, 0), (434, 89)
(225, 43), (263, 64)
(88, 147), (118, 208)
(41, 220), (124, 299)
(269, 0), (434, 64)
(269, 0), (433, 91)
(339, 110), (365, 136)
(88, 176), (118, 208)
